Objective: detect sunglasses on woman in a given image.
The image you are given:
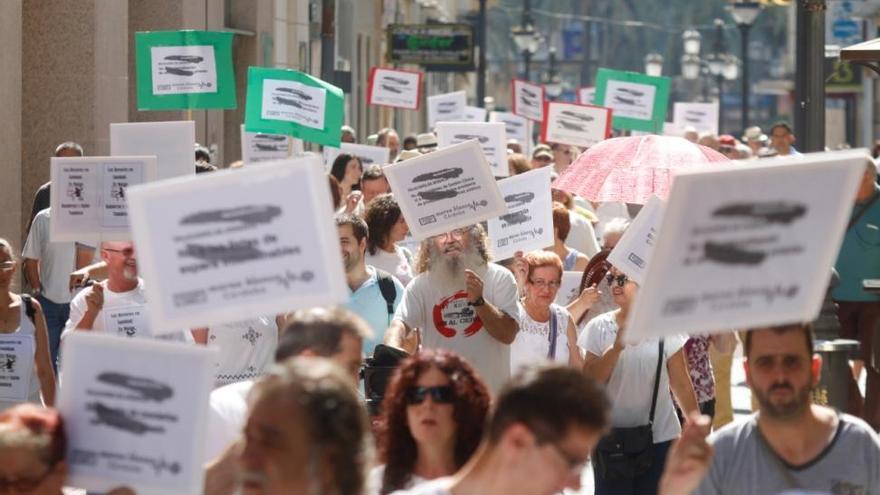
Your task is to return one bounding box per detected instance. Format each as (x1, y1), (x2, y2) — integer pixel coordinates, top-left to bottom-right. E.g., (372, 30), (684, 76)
(606, 274), (628, 287)
(406, 385), (455, 405)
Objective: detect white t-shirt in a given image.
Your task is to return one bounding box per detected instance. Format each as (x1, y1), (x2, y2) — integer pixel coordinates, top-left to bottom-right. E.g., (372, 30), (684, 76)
(204, 379), (253, 462)
(366, 246), (414, 286)
(394, 263), (519, 393)
(208, 317), (278, 387)
(390, 477), (453, 495)
(21, 208), (79, 304)
(510, 303), (572, 374)
(61, 278), (187, 342)
(366, 465), (427, 495)
(581, 311), (686, 443)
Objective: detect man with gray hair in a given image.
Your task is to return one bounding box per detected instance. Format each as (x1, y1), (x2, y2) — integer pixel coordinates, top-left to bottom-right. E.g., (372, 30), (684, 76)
(385, 224), (519, 393)
(237, 357), (371, 495)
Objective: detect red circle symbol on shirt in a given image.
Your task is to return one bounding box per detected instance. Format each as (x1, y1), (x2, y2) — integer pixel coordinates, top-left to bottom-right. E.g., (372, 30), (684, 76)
(432, 290), (483, 338)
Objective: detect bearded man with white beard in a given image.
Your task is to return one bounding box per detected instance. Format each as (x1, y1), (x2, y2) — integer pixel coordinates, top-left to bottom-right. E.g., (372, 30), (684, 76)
(385, 224), (520, 393)
(62, 241), (184, 341)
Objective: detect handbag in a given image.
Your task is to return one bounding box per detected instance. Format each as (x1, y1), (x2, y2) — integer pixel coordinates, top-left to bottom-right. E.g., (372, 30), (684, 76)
(592, 339), (665, 481)
(547, 306), (559, 360)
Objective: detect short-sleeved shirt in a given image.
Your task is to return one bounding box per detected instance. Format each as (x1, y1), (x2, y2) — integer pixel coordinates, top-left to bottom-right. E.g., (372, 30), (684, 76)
(208, 316), (278, 387)
(581, 311), (687, 443)
(366, 246), (414, 287)
(833, 185), (880, 302)
(695, 413), (880, 495)
(345, 265), (405, 354)
(21, 208), (78, 304)
(394, 263), (520, 393)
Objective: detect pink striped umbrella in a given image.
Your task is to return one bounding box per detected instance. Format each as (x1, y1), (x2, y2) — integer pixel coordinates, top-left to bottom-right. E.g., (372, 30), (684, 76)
(552, 135), (730, 204)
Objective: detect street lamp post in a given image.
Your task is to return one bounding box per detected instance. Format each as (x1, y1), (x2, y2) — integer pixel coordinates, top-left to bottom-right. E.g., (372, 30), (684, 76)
(511, 0), (541, 81)
(727, 1), (763, 135)
(645, 53), (664, 77)
(682, 21), (738, 133)
(544, 47), (563, 100)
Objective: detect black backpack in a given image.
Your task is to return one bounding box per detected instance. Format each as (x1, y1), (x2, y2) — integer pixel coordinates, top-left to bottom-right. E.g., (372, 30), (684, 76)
(374, 269), (398, 323)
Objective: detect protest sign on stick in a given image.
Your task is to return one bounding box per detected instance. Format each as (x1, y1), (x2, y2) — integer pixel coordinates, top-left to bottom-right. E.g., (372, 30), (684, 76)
(512, 79), (545, 121)
(577, 87), (595, 105)
(427, 91), (467, 128)
(135, 30), (236, 110)
(625, 150), (867, 343)
(486, 167), (554, 260)
(240, 125), (295, 164)
(463, 106), (487, 122)
(607, 195), (665, 285)
(383, 140), (507, 240)
(436, 122), (507, 177)
(59, 333), (215, 495)
(127, 155), (348, 330)
(367, 67), (422, 110)
(541, 101), (612, 149)
(672, 102), (720, 135)
(111, 121), (195, 181)
(489, 111), (532, 157)
(50, 156), (157, 243)
(595, 68), (670, 133)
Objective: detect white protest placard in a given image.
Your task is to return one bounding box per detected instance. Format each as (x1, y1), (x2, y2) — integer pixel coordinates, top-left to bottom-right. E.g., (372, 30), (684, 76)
(512, 79), (545, 121)
(127, 155), (348, 330)
(607, 195), (665, 285)
(605, 80), (657, 120)
(427, 91), (467, 129)
(542, 102), (612, 149)
(0, 334), (34, 401)
(58, 333), (214, 495)
(368, 67), (422, 110)
(486, 167), (554, 260)
(240, 125), (293, 164)
(50, 156), (157, 242)
(383, 140), (507, 240)
(555, 271), (583, 306)
(111, 121), (195, 181)
(436, 122), (508, 177)
(489, 111), (532, 156)
(261, 79), (327, 130)
(672, 102), (719, 135)
(151, 45), (217, 96)
(578, 86), (596, 105)
(625, 150), (867, 343)
(463, 106), (487, 122)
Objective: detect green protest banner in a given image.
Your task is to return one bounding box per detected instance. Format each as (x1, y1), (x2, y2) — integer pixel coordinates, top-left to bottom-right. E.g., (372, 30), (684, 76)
(244, 67), (344, 148)
(135, 30), (236, 110)
(594, 68), (670, 133)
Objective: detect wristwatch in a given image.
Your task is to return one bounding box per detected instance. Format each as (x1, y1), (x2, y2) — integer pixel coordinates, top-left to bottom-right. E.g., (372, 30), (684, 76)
(30, 287), (41, 297)
(469, 296), (485, 307)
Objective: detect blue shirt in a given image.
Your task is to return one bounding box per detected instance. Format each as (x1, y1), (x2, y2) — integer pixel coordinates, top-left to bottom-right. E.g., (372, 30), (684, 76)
(344, 265), (404, 354)
(833, 186), (880, 301)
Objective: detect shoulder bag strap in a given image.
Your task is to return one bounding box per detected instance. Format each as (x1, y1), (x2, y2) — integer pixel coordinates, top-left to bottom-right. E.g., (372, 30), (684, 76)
(648, 338), (665, 426)
(847, 191), (880, 232)
(547, 306), (559, 360)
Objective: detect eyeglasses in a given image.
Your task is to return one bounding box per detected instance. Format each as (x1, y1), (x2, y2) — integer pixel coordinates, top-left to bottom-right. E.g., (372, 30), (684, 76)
(433, 228), (469, 241)
(406, 385), (455, 405)
(0, 261), (14, 272)
(103, 247), (135, 257)
(529, 279), (561, 290)
(606, 274), (628, 287)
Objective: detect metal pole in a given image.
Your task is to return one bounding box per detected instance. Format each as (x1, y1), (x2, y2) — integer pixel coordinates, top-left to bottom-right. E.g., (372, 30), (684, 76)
(717, 74), (724, 134)
(740, 23), (751, 135)
(524, 50), (531, 81)
(477, 0), (487, 106)
(794, 0), (826, 152)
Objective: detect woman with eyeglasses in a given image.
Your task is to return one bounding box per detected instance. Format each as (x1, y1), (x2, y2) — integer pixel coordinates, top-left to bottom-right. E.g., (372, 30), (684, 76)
(0, 239), (55, 411)
(510, 251), (584, 373)
(581, 266), (699, 495)
(370, 350), (490, 495)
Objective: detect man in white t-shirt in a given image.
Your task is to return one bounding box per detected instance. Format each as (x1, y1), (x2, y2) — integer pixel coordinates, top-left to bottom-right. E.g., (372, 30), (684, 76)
(385, 224), (519, 393)
(62, 241), (183, 342)
(22, 207), (95, 369)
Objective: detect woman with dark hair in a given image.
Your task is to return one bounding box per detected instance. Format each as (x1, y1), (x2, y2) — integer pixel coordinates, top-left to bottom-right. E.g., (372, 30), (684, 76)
(328, 174), (342, 210)
(329, 153), (364, 213)
(370, 349), (490, 495)
(364, 194), (414, 285)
